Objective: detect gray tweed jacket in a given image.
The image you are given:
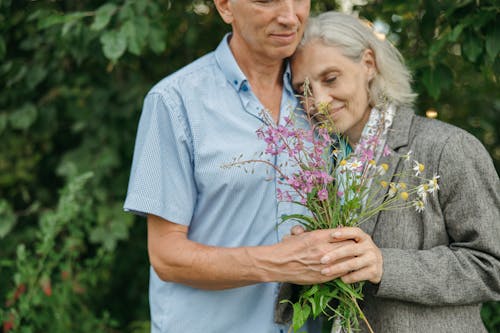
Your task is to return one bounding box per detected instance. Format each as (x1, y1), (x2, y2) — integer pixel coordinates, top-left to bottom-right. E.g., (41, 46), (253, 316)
(275, 107), (500, 333)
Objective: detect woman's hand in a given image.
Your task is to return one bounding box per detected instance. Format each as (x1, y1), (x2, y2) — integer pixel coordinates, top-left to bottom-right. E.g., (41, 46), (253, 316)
(288, 226), (383, 284)
(323, 227), (383, 284)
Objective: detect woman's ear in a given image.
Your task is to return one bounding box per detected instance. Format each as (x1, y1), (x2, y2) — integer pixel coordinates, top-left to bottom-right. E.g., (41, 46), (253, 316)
(362, 49), (377, 81)
(213, 0), (234, 24)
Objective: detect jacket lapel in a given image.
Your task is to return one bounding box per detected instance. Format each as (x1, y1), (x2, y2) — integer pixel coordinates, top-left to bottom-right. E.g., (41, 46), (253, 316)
(360, 107), (415, 236)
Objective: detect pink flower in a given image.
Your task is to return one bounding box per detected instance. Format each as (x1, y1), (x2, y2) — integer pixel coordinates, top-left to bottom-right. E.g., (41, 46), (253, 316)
(318, 189), (328, 201)
(383, 144), (392, 157)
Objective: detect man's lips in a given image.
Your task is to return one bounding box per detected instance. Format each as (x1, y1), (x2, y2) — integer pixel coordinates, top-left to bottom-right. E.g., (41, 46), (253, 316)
(269, 31), (297, 44)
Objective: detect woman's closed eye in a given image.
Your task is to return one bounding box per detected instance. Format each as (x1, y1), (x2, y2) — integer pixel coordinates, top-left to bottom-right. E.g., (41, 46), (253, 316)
(324, 75), (337, 85)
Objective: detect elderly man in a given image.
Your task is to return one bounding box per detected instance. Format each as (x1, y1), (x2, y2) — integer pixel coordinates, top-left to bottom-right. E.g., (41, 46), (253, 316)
(124, 1), (346, 332)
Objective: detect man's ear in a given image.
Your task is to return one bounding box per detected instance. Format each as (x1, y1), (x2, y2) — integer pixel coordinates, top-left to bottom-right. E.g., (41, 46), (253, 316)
(214, 0), (234, 24)
(362, 49), (377, 81)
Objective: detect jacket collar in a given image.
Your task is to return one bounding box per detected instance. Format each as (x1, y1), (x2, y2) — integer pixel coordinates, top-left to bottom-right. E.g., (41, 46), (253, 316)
(386, 106), (415, 151)
(361, 106), (415, 237)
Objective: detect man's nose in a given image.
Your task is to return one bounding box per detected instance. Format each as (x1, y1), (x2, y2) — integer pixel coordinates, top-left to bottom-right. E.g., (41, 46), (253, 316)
(276, 0), (299, 27)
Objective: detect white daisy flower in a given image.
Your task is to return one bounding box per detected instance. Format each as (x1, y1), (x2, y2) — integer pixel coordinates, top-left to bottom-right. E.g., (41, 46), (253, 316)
(403, 150), (413, 163)
(414, 200), (425, 212)
(413, 160), (425, 176)
(417, 184), (430, 202)
(388, 183), (398, 198)
(427, 174), (440, 194)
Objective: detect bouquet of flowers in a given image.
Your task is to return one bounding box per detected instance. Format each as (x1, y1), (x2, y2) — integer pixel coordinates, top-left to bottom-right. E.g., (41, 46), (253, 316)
(224, 90), (439, 333)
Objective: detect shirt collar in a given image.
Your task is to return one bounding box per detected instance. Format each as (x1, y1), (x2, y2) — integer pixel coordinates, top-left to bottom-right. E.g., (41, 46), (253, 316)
(282, 61), (295, 97)
(215, 33), (248, 92)
(215, 33), (295, 97)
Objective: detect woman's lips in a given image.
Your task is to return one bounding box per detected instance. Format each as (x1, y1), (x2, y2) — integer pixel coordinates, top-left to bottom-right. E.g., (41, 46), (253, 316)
(329, 104), (345, 119)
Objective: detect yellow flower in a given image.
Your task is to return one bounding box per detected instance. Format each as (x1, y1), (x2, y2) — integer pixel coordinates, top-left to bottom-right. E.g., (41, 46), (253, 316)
(398, 182), (407, 190)
(413, 161), (425, 176)
(400, 192), (409, 201)
(380, 180), (388, 188)
(339, 160), (347, 166)
(317, 101), (330, 115)
(378, 163), (389, 175)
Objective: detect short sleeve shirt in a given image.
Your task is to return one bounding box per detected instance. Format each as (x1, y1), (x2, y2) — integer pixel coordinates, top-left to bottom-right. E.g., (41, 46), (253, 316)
(124, 34), (307, 333)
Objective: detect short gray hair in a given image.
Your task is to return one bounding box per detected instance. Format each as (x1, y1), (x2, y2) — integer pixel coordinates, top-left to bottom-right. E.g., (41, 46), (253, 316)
(299, 11), (416, 108)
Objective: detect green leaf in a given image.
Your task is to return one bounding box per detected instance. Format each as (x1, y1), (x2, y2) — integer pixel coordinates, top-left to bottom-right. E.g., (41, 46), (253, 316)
(91, 3), (117, 31)
(100, 30), (127, 61)
(148, 25), (167, 54)
(429, 35), (448, 58)
(6, 65), (27, 87)
(292, 302), (307, 331)
(292, 302), (302, 330)
(0, 112), (7, 133)
(449, 24), (464, 42)
(302, 304), (311, 324)
(485, 24), (500, 61)
(38, 12), (87, 29)
(336, 279), (363, 299)
(122, 17), (150, 56)
(462, 33), (483, 62)
(280, 213), (317, 229)
(0, 37), (5, 60)
(61, 20), (78, 37)
(16, 244), (26, 262)
(0, 200), (17, 238)
(302, 284), (319, 298)
(26, 65), (48, 90)
(9, 103), (38, 130)
(421, 64), (453, 100)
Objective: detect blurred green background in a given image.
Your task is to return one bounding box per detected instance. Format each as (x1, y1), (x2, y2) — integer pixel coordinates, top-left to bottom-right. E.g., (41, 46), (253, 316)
(0, 0), (498, 332)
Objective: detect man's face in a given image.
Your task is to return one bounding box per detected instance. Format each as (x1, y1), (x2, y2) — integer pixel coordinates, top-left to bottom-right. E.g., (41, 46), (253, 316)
(219, 0), (311, 62)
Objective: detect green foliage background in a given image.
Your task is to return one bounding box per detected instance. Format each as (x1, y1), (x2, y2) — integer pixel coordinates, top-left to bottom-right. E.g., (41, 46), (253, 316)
(0, 0), (498, 332)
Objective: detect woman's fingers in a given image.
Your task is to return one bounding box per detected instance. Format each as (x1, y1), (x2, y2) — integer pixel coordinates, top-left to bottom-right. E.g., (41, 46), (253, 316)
(319, 227), (383, 284)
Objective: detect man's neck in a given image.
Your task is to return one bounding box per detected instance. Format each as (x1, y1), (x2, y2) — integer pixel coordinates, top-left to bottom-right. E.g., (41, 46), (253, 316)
(228, 35), (286, 122)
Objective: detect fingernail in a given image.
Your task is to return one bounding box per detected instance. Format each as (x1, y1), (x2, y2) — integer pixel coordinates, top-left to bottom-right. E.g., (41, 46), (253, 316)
(321, 268), (330, 275)
(331, 231), (341, 238)
(320, 256), (330, 264)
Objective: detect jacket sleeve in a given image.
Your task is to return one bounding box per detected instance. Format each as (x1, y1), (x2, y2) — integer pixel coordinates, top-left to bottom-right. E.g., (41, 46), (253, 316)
(374, 130), (500, 305)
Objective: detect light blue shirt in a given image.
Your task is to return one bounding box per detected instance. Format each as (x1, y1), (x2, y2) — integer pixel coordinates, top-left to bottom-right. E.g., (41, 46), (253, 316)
(124, 35), (307, 333)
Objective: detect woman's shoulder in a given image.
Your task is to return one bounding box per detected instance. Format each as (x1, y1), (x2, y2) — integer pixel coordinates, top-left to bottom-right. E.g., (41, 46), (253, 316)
(409, 111), (484, 150)
(406, 111), (493, 168)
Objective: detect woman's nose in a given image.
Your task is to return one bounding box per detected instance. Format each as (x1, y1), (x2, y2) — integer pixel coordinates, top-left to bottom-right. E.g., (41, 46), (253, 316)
(312, 86), (332, 107)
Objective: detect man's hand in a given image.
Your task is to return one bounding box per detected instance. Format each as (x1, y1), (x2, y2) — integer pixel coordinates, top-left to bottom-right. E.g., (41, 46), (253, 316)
(270, 229), (356, 285)
(285, 226), (383, 284)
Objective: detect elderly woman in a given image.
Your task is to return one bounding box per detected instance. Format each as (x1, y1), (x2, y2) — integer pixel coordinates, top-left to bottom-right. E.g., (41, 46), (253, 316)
(281, 11), (500, 333)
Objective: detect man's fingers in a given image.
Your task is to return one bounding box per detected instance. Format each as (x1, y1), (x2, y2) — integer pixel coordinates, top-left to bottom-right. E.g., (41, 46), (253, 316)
(291, 225), (306, 235)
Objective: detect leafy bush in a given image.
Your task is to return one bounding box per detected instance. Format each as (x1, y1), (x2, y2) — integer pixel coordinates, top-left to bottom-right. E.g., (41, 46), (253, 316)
(0, 1), (498, 332)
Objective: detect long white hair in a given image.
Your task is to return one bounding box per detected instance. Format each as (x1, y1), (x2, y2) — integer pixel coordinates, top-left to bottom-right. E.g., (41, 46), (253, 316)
(299, 11), (416, 108)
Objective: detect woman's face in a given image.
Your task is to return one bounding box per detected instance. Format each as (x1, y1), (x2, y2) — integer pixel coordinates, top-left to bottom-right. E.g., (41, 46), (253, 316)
(291, 40), (376, 144)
